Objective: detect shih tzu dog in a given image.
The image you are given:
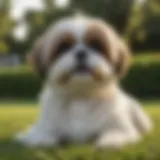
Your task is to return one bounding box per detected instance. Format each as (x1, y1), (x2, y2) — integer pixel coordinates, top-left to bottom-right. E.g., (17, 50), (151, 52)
(15, 16), (152, 148)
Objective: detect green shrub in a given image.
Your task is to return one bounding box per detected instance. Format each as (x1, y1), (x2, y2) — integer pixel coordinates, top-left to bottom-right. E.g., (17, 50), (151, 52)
(0, 63), (160, 99)
(122, 63), (160, 98)
(0, 68), (42, 99)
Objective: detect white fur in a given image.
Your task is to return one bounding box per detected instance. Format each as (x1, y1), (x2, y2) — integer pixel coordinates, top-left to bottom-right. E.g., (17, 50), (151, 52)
(15, 17), (152, 148)
(46, 18), (114, 89)
(15, 86), (152, 148)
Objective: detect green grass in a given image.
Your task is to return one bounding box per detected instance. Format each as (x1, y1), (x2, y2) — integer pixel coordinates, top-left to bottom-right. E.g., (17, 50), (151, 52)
(133, 53), (160, 64)
(0, 101), (160, 160)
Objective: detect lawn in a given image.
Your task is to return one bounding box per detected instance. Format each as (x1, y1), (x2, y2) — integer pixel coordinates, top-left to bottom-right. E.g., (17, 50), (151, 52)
(0, 101), (160, 160)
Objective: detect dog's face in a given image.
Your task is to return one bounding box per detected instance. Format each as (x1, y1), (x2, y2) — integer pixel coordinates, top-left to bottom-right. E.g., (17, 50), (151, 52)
(28, 17), (130, 90)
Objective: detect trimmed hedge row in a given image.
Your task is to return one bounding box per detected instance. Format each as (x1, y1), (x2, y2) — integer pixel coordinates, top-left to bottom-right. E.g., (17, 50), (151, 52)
(0, 71), (41, 99)
(122, 63), (160, 98)
(0, 63), (160, 99)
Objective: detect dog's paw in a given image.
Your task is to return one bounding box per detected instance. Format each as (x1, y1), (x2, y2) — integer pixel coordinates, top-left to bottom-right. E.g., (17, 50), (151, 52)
(95, 132), (139, 149)
(95, 137), (123, 149)
(14, 129), (57, 147)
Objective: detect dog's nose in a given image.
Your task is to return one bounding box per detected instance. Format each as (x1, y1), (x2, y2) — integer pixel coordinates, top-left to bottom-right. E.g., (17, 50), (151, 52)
(75, 50), (87, 62)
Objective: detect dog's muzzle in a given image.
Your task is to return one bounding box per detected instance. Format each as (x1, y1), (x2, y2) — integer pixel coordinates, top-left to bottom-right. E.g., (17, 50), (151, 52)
(57, 64), (106, 85)
(57, 50), (106, 84)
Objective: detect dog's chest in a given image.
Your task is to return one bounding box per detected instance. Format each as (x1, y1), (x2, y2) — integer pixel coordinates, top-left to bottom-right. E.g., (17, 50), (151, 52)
(59, 99), (110, 141)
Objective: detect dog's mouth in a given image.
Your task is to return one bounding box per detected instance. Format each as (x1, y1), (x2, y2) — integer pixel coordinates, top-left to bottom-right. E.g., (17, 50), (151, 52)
(58, 65), (105, 84)
(74, 64), (90, 73)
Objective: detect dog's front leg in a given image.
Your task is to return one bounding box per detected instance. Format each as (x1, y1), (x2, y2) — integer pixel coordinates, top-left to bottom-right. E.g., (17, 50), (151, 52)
(15, 122), (58, 147)
(15, 91), (66, 147)
(15, 106), (59, 147)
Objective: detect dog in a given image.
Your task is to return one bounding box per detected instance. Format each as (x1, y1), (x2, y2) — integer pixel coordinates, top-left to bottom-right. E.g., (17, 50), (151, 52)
(15, 16), (152, 148)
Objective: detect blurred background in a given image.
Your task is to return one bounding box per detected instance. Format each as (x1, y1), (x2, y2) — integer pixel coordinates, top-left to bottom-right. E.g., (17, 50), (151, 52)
(0, 1), (160, 159)
(0, 0), (160, 100)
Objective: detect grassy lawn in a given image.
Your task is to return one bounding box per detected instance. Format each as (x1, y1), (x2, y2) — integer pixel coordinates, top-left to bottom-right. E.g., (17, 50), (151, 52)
(0, 101), (160, 160)
(133, 53), (160, 64)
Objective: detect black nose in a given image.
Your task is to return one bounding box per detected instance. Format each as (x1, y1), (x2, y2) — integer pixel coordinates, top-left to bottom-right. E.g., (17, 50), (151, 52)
(75, 50), (87, 62)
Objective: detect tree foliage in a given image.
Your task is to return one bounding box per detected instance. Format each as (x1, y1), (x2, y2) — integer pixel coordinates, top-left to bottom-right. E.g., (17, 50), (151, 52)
(0, 0), (14, 54)
(129, 0), (160, 51)
(23, 0), (73, 52)
(0, 0), (159, 55)
(70, 0), (134, 34)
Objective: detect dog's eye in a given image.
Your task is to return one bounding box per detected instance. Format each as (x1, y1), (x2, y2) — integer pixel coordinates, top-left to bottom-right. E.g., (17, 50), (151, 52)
(88, 40), (104, 52)
(56, 41), (73, 54)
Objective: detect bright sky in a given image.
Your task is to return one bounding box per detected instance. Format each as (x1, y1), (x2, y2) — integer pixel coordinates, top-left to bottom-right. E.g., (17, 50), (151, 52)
(11, 0), (68, 20)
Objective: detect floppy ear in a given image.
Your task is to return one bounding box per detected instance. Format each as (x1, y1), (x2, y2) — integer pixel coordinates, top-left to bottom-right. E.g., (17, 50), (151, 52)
(115, 40), (131, 78)
(27, 38), (46, 78)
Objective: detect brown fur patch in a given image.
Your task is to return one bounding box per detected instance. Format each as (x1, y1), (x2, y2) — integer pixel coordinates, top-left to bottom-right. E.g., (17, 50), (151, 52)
(84, 22), (113, 63)
(84, 22), (131, 78)
(115, 40), (131, 77)
(27, 38), (46, 77)
(28, 19), (131, 79)
(48, 32), (76, 65)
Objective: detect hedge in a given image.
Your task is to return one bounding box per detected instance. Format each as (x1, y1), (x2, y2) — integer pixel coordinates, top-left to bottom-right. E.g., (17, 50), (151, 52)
(122, 63), (160, 98)
(0, 69), (41, 99)
(0, 63), (160, 99)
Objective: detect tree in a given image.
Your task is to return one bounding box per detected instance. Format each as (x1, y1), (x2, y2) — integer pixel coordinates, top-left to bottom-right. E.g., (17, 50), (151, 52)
(70, 0), (134, 34)
(0, 0), (14, 54)
(128, 0), (160, 51)
(23, 0), (73, 53)
(43, 0), (56, 12)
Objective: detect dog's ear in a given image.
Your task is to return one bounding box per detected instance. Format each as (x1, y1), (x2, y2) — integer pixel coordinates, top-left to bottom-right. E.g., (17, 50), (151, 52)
(27, 37), (46, 78)
(115, 40), (131, 78)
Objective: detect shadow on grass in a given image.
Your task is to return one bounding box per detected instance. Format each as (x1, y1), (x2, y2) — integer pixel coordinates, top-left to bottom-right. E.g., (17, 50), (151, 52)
(0, 138), (70, 160)
(0, 139), (102, 160)
(0, 139), (38, 160)
(0, 138), (160, 160)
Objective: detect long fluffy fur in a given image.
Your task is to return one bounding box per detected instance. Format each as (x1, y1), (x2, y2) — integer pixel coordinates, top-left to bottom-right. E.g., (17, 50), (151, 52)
(15, 16), (152, 148)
